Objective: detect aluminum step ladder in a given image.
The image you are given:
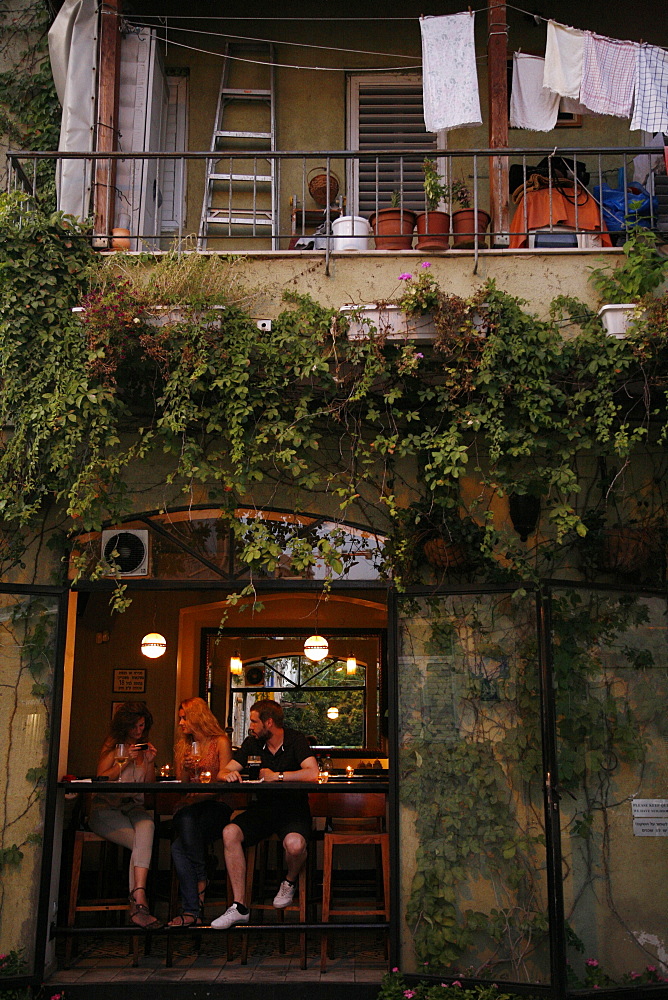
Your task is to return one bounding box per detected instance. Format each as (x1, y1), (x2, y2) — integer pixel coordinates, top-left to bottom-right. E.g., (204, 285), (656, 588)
(198, 41), (277, 249)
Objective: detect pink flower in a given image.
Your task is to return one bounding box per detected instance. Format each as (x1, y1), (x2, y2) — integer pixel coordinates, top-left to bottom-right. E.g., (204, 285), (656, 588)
(630, 972), (640, 980)
(415, 352), (424, 358)
(392, 968), (400, 973)
(452, 983), (462, 989)
(421, 261), (431, 268)
(586, 959), (599, 967)
(593, 986), (600, 991)
(404, 991), (415, 997)
(399, 273), (413, 281)
(647, 966), (657, 973)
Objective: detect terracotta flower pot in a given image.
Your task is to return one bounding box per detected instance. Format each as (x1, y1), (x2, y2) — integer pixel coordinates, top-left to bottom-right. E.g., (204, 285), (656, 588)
(451, 209), (491, 249)
(369, 208), (416, 250)
(415, 211), (450, 251)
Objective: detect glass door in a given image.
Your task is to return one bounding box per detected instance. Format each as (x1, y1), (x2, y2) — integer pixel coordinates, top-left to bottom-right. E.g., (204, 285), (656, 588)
(551, 588), (668, 991)
(395, 591), (551, 985)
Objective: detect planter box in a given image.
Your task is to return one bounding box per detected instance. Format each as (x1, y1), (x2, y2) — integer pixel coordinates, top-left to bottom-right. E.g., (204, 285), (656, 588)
(73, 305), (226, 329)
(341, 304), (436, 342)
(597, 303), (639, 338)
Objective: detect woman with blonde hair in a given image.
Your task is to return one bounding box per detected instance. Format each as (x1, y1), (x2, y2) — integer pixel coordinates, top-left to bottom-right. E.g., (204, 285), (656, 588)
(168, 697), (232, 926)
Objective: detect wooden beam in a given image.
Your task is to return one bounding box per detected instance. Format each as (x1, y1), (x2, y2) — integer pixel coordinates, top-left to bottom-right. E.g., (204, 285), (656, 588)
(487, 0), (509, 243)
(94, 0), (122, 245)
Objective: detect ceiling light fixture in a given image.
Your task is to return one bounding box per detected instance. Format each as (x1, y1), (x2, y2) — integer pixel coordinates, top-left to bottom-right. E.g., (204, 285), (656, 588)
(140, 632), (166, 658)
(346, 653), (357, 675)
(326, 706), (339, 720)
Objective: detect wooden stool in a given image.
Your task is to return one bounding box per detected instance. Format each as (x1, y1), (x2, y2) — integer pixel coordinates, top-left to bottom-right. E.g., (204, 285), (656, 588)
(65, 829), (140, 967)
(310, 792), (389, 973)
(239, 837), (307, 969)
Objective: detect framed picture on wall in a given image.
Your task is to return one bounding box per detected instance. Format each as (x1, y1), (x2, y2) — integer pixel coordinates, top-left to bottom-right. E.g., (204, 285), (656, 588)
(111, 700), (125, 719)
(113, 668), (146, 694)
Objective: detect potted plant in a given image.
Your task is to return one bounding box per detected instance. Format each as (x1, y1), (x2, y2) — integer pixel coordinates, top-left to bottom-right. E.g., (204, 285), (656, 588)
(450, 179), (491, 249)
(369, 190), (416, 250)
(415, 158), (451, 251)
(590, 226), (667, 338)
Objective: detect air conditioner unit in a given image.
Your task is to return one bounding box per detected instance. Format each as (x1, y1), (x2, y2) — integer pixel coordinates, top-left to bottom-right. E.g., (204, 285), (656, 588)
(101, 529), (150, 577)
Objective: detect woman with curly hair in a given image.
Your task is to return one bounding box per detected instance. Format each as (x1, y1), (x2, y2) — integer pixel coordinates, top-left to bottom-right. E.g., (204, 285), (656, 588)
(168, 697), (232, 926)
(89, 701), (160, 928)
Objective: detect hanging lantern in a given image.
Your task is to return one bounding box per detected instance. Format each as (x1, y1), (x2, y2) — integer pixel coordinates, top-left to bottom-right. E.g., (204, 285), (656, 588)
(326, 706), (339, 720)
(508, 493), (541, 542)
(230, 652), (243, 676)
(141, 632), (166, 658)
(346, 654), (357, 675)
(304, 634), (329, 662)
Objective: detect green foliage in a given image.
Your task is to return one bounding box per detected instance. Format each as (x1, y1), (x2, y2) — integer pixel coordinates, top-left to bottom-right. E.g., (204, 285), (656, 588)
(422, 160), (472, 211)
(589, 227), (668, 303)
(0, 949), (31, 1000)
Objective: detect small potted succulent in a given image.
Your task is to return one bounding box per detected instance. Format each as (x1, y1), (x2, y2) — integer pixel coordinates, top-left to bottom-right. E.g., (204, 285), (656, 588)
(415, 158), (451, 251)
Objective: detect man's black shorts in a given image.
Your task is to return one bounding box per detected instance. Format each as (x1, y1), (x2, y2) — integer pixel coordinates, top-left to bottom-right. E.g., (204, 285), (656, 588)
(233, 801), (312, 846)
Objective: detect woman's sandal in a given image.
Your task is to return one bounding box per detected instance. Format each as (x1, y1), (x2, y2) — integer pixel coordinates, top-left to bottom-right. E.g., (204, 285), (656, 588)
(167, 913), (202, 928)
(129, 889), (162, 929)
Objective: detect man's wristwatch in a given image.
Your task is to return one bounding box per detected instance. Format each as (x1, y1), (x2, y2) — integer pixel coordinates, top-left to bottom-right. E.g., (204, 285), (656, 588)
(277, 772), (284, 781)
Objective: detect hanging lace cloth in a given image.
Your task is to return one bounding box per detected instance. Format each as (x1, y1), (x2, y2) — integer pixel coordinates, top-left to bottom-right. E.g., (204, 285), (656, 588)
(420, 12), (482, 132)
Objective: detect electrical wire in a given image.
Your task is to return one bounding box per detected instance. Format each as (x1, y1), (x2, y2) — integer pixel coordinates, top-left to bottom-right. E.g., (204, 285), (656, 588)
(144, 22), (419, 62)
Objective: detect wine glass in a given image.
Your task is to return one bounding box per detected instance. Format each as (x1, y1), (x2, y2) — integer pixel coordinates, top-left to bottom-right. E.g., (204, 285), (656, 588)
(114, 743), (128, 780)
(199, 770), (212, 784)
(190, 740), (202, 781)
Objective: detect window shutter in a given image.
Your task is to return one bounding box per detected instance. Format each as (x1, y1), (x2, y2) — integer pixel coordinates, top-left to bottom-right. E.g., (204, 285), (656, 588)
(349, 76), (437, 215)
(160, 75), (189, 235)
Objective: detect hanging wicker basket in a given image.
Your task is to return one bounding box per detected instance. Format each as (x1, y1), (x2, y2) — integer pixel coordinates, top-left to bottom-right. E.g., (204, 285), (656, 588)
(308, 167), (340, 207)
(423, 535), (469, 571)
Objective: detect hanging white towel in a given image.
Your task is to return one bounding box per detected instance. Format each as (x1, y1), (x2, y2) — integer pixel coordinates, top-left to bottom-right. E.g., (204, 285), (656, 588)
(420, 12), (482, 131)
(631, 45), (668, 132)
(543, 21), (584, 100)
(580, 32), (636, 118)
(510, 53), (560, 131)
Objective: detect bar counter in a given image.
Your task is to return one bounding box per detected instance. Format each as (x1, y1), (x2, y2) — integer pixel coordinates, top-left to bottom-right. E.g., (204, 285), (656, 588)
(60, 779), (389, 793)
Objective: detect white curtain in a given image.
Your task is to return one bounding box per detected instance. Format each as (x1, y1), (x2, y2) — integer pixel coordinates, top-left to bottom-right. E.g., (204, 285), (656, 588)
(48, 0), (97, 220)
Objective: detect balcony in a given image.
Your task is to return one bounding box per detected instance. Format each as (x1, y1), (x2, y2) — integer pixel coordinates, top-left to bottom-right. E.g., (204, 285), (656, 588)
(6, 145), (667, 263)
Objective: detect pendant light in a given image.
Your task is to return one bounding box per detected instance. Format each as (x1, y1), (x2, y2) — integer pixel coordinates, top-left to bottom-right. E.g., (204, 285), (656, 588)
(304, 634), (329, 661)
(346, 653), (357, 674)
(230, 652), (243, 676)
(141, 632), (166, 658)
(326, 706), (339, 720)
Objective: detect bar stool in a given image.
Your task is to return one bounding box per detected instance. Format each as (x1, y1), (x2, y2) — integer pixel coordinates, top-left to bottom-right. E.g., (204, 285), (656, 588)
(65, 826), (140, 967)
(310, 792), (389, 973)
(239, 835), (307, 968)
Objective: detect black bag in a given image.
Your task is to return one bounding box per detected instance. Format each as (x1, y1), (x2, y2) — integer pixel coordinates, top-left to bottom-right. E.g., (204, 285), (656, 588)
(509, 157), (590, 194)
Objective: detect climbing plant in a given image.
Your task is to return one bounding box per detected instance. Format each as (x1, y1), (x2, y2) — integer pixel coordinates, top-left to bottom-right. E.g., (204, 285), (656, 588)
(1, 193), (668, 599)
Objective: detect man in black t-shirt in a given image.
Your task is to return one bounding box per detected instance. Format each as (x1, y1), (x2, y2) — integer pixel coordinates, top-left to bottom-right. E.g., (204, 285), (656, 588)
(211, 699), (318, 930)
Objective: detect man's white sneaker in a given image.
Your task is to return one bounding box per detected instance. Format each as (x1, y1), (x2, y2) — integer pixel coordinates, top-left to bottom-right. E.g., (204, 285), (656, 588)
(273, 880), (296, 908)
(210, 903), (250, 929)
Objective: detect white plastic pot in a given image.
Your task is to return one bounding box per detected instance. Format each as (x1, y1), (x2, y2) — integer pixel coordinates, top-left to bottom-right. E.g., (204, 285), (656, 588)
(597, 303), (638, 339)
(341, 303), (436, 342)
(331, 215), (372, 252)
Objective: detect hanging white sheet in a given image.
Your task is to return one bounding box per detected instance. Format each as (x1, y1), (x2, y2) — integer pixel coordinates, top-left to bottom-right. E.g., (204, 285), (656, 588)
(48, 0), (97, 220)
(420, 12), (482, 132)
(510, 53), (560, 131)
(543, 21), (584, 100)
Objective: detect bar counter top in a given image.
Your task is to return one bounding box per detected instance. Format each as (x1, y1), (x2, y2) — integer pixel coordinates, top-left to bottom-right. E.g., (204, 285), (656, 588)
(59, 779), (389, 794)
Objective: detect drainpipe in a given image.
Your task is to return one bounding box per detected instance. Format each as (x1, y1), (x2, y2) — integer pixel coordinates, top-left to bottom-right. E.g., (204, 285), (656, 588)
(487, 0), (509, 246)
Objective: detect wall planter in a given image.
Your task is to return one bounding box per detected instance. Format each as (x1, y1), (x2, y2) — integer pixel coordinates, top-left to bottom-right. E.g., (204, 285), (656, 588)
(452, 209), (491, 249)
(597, 303), (639, 339)
(341, 303), (435, 342)
(369, 208), (416, 250)
(415, 210), (450, 251)
(73, 305), (226, 329)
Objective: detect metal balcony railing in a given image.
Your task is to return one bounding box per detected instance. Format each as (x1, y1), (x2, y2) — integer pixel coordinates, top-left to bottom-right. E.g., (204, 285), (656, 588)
(5, 146), (666, 261)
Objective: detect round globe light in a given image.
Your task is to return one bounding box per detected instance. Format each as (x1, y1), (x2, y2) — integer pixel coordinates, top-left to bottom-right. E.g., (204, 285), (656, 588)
(303, 634), (329, 662)
(141, 632), (166, 658)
